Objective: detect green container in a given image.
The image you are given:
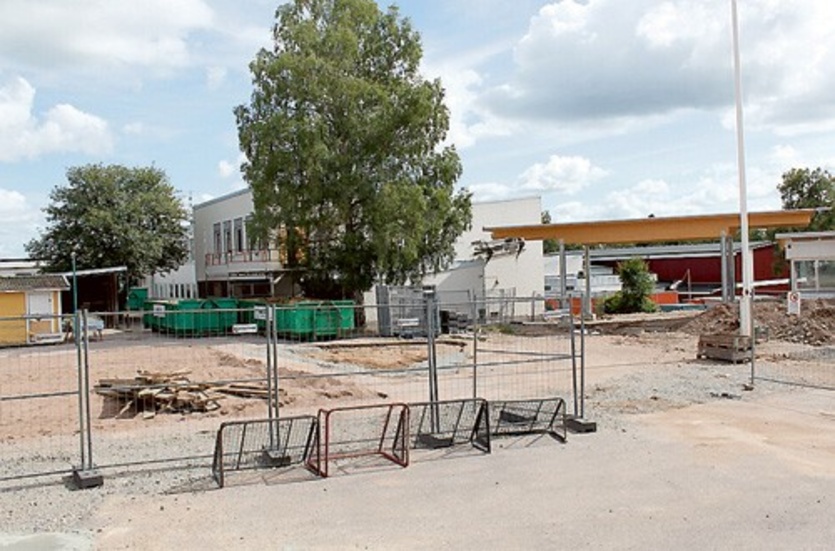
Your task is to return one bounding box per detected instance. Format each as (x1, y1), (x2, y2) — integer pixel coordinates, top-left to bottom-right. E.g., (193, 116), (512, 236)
(237, 299), (271, 330)
(141, 298), (239, 335)
(275, 300), (355, 339)
(127, 287), (149, 311)
(159, 299), (210, 334)
(208, 297), (240, 333)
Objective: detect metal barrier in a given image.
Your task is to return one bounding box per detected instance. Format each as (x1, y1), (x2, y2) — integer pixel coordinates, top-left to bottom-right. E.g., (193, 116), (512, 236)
(408, 398), (490, 453)
(2, 296), (584, 486)
(306, 402), (410, 478)
(490, 397), (567, 442)
(212, 415), (317, 488)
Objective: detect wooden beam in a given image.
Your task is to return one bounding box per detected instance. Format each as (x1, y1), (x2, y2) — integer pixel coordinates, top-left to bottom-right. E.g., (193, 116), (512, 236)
(485, 210), (816, 246)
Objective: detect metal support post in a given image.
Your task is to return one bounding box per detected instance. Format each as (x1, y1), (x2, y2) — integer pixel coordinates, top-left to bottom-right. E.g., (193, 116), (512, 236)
(424, 286), (440, 433)
(72, 309), (103, 488)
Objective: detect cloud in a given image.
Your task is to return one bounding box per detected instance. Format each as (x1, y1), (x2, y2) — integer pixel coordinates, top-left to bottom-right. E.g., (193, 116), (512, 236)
(0, 0), (214, 74)
(206, 66), (228, 90)
(481, 0), (835, 136)
(548, 160), (788, 225)
(122, 122), (145, 135)
(466, 181), (515, 202)
(0, 77), (113, 162)
(520, 155), (607, 194)
(468, 153), (607, 202)
(0, 188), (43, 257)
(218, 153), (246, 179)
(421, 42), (518, 150)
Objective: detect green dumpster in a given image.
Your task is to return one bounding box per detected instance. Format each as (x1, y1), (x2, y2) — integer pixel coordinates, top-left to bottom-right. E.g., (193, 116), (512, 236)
(208, 297), (240, 333)
(127, 287), (149, 311)
(275, 300), (355, 339)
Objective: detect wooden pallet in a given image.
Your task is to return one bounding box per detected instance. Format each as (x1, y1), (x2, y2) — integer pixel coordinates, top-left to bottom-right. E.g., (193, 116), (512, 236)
(697, 334), (752, 363)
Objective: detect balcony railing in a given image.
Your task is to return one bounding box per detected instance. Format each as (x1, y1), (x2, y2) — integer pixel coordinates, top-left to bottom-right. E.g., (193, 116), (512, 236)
(205, 249), (281, 266)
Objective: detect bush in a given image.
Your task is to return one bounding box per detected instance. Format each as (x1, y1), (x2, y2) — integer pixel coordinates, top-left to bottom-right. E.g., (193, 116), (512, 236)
(603, 258), (657, 314)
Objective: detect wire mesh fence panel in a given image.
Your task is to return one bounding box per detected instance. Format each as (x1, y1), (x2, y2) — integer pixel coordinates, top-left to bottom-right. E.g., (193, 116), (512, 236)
(408, 398), (490, 452)
(85, 309), (273, 469)
(0, 314), (82, 483)
(275, 300), (580, 417)
(471, 300), (577, 407)
(753, 334), (835, 390)
(751, 298), (835, 391)
(212, 415), (317, 488)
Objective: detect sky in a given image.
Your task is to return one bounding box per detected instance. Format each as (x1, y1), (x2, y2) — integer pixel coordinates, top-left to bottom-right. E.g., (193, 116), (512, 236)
(1, 0), (834, 258)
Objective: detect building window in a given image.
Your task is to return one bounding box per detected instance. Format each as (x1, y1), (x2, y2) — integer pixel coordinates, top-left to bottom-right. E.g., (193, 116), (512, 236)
(213, 223), (222, 254)
(223, 220), (232, 253)
(234, 217), (244, 252)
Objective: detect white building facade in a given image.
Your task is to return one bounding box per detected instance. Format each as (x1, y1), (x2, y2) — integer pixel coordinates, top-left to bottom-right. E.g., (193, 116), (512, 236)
(192, 189), (295, 298)
(192, 189), (544, 304)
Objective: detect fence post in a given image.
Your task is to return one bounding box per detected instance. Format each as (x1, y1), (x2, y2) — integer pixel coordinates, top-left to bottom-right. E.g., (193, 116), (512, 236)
(265, 305), (281, 450)
(424, 286), (440, 433)
(72, 309), (103, 488)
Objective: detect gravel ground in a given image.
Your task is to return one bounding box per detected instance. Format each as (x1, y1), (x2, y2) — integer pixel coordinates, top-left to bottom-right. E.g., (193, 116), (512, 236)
(0, 330), (823, 548)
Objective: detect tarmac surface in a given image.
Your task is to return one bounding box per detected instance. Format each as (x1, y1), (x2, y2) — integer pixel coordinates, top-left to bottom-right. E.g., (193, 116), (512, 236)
(76, 386), (835, 550)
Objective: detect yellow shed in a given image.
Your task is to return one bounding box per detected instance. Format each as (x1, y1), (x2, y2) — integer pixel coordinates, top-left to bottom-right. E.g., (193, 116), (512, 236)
(0, 275), (69, 346)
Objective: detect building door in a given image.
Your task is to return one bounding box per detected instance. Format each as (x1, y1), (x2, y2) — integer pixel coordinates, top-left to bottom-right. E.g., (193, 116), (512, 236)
(27, 292), (58, 340)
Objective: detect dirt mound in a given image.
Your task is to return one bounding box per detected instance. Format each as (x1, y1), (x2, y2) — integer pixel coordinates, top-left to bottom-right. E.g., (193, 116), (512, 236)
(681, 299), (835, 345)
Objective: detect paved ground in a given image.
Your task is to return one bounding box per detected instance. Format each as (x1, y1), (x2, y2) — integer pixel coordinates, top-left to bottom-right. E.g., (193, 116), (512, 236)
(74, 386), (834, 550)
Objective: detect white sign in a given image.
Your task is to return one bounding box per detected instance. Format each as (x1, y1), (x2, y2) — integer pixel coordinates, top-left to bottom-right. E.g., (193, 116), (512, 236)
(787, 291), (801, 316)
(153, 304), (166, 318)
(254, 306), (267, 321)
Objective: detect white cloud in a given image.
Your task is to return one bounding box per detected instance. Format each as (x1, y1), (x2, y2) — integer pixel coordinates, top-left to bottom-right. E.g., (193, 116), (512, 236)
(421, 42), (517, 150)
(0, 188), (43, 257)
(466, 181), (515, 202)
(0, 77), (113, 162)
(122, 122), (145, 135)
(218, 159), (236, 178)
(206, 66), (228, 90)
(482, 0), (835, 137)
(520, 155), (607, 194)
(218, 153), (246, 179)
(0, 0), (214, 73)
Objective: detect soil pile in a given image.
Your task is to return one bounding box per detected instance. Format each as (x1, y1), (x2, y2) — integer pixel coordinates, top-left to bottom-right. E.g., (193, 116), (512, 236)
(681, 299), (835, 345)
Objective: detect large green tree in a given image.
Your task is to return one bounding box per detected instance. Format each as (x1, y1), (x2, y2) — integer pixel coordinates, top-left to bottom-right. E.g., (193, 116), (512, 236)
(235, 0), (471, 300)
(778, 167), (834, 230)
(26, 164), (190, 284)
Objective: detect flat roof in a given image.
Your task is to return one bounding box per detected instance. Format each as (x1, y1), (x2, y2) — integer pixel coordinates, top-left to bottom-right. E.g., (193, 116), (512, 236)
(486, 209), (816, 246)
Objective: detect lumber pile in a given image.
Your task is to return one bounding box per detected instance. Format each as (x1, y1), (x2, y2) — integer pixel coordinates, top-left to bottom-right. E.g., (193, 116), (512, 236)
(95, 370), (271, 419)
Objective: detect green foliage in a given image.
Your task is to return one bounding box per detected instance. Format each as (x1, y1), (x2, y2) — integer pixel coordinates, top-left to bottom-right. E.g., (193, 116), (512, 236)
(541, 210), (559, 255)
(235, 0), (471, 299)
(603, 257), (656, 314)
(26, 164), (189, 285)
(778, 167), (835, 231)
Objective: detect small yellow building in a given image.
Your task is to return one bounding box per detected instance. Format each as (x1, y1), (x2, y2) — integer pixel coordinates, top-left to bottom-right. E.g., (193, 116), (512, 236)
(0, 275), (69, 346)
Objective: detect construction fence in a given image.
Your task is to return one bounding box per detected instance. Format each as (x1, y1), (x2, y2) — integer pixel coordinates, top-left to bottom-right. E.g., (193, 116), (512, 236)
(0, 295), (584, 486)
(750, 296), (835, 391)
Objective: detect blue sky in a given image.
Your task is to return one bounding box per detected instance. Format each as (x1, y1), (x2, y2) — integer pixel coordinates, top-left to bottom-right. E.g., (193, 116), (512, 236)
(1, 0), (834, 258)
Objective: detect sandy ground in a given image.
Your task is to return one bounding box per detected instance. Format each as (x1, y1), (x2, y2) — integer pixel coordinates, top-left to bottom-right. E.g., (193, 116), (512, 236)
(2, 327), (834, 549)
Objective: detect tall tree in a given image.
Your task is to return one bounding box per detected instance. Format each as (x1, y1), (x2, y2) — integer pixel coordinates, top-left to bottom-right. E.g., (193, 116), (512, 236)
(235, 0), (471, 300)
(778, 167), (834, 230)
(26, 164), (189, 284)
